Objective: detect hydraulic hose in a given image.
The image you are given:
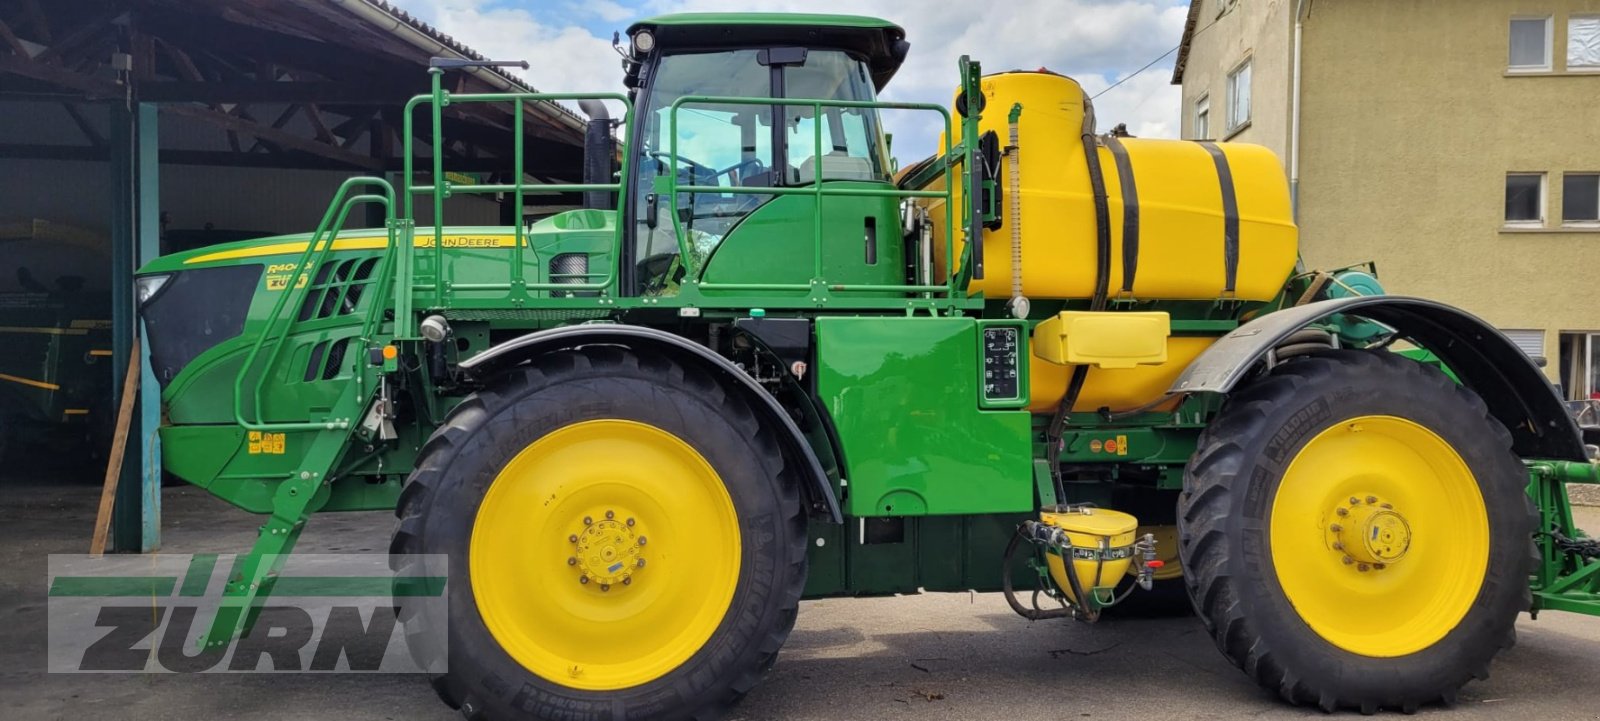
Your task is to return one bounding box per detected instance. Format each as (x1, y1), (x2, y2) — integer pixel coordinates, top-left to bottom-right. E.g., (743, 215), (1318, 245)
(1002, 526), (1075, 621)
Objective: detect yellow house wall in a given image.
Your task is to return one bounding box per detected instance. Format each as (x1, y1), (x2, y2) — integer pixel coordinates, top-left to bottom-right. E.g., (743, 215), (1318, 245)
(1178, 0), (1294, 152)
(1296, 0), (1600, 376)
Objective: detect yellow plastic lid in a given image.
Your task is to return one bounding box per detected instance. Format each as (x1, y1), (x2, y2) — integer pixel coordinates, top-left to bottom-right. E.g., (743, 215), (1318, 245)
(1040, 507), (1138, 536)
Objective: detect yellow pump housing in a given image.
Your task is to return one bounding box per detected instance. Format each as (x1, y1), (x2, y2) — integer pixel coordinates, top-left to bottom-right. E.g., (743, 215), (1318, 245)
(903, 70), (1299, 413)
(909, 70), (1299, 302)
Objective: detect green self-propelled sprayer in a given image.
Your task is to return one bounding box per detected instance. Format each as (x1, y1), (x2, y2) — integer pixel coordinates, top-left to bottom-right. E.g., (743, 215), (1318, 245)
(134, 12), (1600, 720)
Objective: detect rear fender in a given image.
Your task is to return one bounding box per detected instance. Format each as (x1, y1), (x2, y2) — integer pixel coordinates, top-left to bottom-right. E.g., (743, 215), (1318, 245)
(1171, 296), (1586, 461)
(460, 324), (843, 523)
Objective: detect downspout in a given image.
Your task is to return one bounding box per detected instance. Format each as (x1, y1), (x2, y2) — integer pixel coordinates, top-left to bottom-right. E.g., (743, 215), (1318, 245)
(1289, 0), (1305, 217)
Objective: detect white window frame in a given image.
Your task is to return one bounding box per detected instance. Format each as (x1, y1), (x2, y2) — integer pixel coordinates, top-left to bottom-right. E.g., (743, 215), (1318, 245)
(1225, 58), (1251, 134)
(1570, 15), (1600, 71)
(1561, 171), (1600, 227)
(1193, 94), (1211, 140)
(1504, 172), (1546, 228)
(1508, 16), (1554, 73)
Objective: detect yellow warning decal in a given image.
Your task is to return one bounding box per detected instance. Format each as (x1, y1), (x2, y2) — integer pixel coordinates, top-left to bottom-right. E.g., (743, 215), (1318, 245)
(1116, 434), (1129, 457)
(247, 431), (286, 455)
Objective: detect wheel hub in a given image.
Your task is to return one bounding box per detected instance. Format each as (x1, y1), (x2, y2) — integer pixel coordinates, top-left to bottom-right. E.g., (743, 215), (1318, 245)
(1327, 494), (1410, 570)
(570, 511), (647, 590)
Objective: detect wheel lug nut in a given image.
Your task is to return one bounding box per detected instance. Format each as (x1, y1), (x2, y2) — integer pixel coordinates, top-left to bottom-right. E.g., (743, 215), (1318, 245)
(1349, 497), (1360, 505)
(1381, 503), (1393, 509)
(1374, 563), (1387, 570)
(1332, 542), (1344, 551)
(1342, 556), (1354, 565)
(600, 584), (610, 592)
(1336, 508), (1349, 517)
(1357, 563), (1370, 572)
(637, 559), (646, 568)
(605, 510), (615, 520)
(638, 536), (647, 546)
(1365, 496), (1378, 505)
(567, 557), (577, 566)
(579, 576), (589, 584)
(569, 534), (578, 543)
(626, 517), (635, 527)
(583, 516), (592, 526)
(623, 578), (631, 585)
(1330, 524), (1343, 533)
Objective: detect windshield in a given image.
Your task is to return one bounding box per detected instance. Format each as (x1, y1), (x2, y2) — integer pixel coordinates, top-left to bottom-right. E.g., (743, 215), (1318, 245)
(632, 48), (889, 293)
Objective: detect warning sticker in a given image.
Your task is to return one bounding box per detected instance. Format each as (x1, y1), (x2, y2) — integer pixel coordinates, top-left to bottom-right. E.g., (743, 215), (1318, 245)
(248, 431), (286, 455)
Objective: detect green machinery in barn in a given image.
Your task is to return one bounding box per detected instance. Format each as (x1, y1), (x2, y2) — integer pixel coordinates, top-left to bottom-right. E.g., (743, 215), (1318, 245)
(134, 13), (1599, 720)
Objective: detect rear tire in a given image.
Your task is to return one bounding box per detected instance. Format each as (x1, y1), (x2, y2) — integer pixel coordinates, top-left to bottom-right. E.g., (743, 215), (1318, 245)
(1179, 349), (1533, 713)
(392, 348), (807, 720)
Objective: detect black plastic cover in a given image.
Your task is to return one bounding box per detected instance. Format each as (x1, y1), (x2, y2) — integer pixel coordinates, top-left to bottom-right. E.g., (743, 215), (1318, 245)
(141, 265), (262, 388)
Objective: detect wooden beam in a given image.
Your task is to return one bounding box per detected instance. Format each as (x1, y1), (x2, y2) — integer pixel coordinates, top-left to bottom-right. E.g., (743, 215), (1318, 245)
(162, 103), (383, 171)
(134, 80), (423, 104)
(337, 112), (375, 150)
(61, 103), (105, 148)
(32, 9), (122, 65)
(248, 105), (301, 153)
(0, 18), (29, 57)
(301, 103), (334, 143)
(0, 52), (121, 97)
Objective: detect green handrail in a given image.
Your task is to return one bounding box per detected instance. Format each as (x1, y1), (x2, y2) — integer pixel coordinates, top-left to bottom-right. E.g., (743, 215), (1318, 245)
(666, 95), (958, 295)
(402, 69), (633, 305)
(231, 177), (395, 432)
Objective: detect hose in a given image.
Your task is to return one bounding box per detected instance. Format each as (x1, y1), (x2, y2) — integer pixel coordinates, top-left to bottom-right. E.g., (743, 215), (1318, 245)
(1080, 94), (1112, 312)
(1001, 527), (1074, 620)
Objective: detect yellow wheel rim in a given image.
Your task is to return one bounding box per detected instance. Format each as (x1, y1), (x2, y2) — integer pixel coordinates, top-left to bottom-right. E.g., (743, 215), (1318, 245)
(1270, 415), (1488, 657)
(469, 419), (741, 690)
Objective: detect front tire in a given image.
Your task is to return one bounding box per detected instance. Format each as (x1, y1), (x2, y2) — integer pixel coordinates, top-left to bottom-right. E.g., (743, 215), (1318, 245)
(392, 348), (807, 720)
(1179, 349), (1533, 713)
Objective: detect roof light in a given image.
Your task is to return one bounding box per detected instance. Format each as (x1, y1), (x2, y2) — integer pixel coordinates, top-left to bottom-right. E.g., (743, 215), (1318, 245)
(632, 30), (655, 54)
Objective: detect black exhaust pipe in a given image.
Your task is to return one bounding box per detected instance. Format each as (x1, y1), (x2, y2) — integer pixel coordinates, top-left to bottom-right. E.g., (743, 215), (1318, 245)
(578, 99), (615, 210)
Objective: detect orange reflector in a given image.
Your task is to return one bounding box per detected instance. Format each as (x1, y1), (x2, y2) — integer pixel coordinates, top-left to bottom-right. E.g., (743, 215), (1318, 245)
(382, 345), (398, 360)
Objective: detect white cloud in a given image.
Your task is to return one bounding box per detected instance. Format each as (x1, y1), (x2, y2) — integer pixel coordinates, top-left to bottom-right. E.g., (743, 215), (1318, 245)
(396, 0), (1189, 157)
(400, 0), (627, 114)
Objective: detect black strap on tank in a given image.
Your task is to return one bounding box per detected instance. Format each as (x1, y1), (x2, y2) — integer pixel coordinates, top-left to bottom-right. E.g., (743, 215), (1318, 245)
(1103, 135), (1140, 294)
(1080, 104), (1112, 311)
(1198, 141), (1240, 294)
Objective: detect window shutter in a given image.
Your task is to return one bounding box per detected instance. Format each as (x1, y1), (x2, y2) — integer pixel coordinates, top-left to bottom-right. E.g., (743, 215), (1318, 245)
(1502, 329), (1545, 358)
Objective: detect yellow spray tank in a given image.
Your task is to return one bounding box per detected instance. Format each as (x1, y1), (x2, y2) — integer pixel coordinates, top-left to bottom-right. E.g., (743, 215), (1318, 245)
(903, 70), (1299, 413)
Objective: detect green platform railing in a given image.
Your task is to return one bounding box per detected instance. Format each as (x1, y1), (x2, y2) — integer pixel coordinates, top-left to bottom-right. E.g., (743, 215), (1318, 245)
(402, 68), (634, 306)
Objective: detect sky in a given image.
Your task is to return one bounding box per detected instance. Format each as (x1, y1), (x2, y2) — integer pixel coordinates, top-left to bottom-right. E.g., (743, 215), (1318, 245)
(393, 0), (1192, 160)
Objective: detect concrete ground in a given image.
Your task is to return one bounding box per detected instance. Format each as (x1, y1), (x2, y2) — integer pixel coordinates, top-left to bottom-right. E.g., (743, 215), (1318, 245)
(2, 478), (1597, 721)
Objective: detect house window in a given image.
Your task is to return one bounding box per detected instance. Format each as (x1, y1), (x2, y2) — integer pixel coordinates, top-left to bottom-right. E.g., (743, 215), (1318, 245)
(1563, 173), (1600, 225)
(1509, 17), (1553, 71)
(1571, 16), (1600, 69)
(1194, 95), (1210, 140)
(1505, 173), (1545, 226)
(1559, 332), (1600, 401)
(1226, 60), (1251, 133)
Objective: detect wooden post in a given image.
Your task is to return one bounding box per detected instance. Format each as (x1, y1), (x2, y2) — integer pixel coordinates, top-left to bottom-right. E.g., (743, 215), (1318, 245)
(90, 336), (141, 556)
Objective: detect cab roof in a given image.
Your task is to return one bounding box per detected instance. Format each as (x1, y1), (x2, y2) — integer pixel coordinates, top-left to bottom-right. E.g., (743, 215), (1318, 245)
(627, 13), (909, 90)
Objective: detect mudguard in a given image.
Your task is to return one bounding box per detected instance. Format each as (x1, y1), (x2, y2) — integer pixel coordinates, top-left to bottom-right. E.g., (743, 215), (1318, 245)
(459, 324), (843, 523)
(1171, 296), (1587, 461)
